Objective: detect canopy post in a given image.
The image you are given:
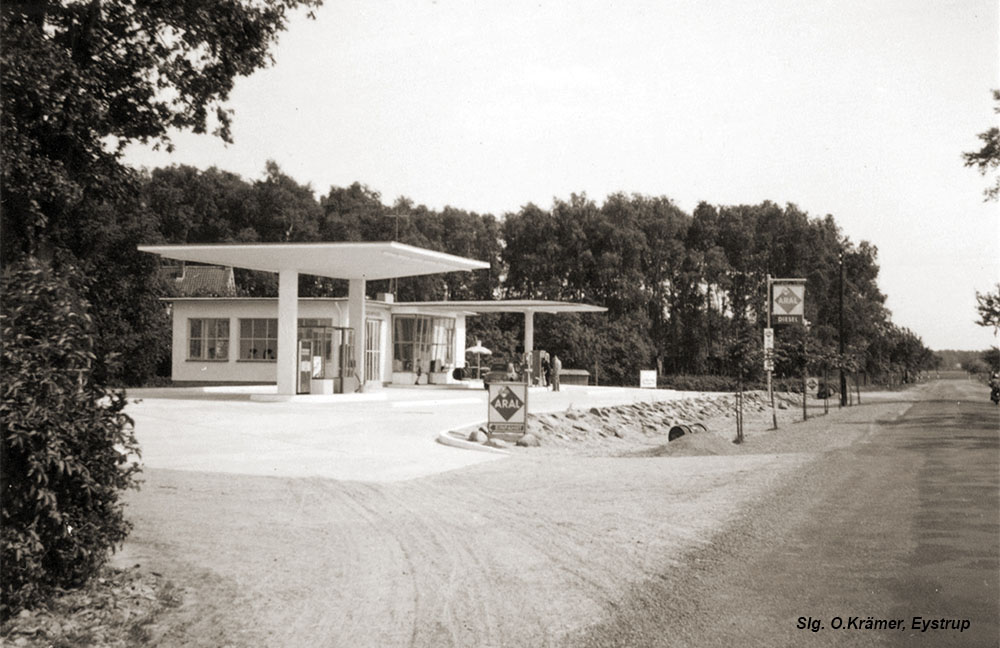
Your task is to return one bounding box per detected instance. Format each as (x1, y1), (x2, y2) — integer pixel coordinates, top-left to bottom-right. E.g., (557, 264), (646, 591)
(349, 278), (366, 389)
(524, 310), (534, 356)
(277, 269), (298, 396)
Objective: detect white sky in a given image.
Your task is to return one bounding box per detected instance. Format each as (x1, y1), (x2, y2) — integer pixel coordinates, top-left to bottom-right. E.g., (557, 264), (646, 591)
(124, 0), (1000, 351)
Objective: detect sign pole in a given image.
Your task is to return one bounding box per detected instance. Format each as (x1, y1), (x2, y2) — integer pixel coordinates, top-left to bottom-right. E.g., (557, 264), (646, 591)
(766, 275), (777, 430)
(802, 322), (809, 422)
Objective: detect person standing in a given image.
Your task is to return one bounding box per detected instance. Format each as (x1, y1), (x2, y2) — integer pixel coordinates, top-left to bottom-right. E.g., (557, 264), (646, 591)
(541, 352), (551, 388)
(552, 354), (562, 392)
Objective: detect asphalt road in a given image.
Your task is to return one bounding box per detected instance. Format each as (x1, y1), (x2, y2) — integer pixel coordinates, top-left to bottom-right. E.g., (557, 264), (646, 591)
(570, 379), (1000, 647)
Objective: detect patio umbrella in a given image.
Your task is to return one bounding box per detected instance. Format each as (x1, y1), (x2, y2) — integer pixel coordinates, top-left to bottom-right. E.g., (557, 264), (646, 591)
(465, 341), (491, 378)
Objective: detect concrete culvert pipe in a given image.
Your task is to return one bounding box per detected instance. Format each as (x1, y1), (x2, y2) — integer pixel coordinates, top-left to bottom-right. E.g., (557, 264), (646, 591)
(668, 425), (689, 441)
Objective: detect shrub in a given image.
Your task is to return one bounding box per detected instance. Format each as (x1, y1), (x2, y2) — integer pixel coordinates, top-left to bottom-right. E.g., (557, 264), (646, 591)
(657, 374), (810, 393)
(657, 374), (738, 392)
(1, 260), (141, 619)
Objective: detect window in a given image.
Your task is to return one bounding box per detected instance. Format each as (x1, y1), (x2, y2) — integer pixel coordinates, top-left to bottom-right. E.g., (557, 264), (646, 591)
(189, 318), (229, 360)
(239, 319), (277, 360)
(392, 316), (454, 372)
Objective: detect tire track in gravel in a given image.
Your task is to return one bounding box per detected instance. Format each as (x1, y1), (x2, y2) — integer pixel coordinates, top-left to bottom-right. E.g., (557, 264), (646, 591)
(118, 412), (853, 647)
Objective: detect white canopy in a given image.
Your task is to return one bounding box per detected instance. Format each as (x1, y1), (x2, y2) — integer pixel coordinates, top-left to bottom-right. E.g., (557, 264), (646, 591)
(137, 241), (488, 280)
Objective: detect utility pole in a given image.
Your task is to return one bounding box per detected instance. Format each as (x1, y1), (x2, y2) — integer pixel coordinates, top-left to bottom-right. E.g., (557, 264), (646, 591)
(766, 274), (777, 429)
(839, 249), (848, 407)
(387, 212), (410, 296)
(802, 319), (810, 421)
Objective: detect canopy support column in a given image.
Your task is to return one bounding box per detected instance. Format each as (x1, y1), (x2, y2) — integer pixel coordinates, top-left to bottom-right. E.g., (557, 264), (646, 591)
(277, 270), (298, 396)
(524, 309), (534, 356)
(349, 278), (366, 390)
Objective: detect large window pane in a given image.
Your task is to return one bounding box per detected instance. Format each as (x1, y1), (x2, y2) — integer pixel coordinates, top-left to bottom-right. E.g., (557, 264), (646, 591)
(188, 318), (229, 360)
(239, 318), (277, 360)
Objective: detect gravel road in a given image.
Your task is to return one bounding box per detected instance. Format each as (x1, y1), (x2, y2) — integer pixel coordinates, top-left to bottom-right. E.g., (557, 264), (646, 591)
(113, 382), (992, 647)
(567, 379), (999, 647)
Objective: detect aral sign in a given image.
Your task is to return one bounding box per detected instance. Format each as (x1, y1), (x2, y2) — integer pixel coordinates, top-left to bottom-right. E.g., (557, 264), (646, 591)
(772, 282), (805, 324)
(487, 381), (528, 441)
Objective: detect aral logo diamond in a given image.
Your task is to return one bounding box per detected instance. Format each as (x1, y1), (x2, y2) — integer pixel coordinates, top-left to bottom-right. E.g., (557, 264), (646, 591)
(775, 287), (802, 314)
(490, 386), (524, 421)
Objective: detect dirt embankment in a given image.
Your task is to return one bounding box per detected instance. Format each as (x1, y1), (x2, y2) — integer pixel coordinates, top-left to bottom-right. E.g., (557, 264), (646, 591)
(457, 390), (808, 456)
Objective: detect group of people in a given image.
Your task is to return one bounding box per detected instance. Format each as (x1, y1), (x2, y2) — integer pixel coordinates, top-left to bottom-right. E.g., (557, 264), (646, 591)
(539, 351), (561, 391)
(504, 351), (562, 391)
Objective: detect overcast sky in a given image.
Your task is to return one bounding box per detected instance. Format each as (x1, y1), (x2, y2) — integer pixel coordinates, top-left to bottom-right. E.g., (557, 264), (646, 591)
(124, 0), (999, 351)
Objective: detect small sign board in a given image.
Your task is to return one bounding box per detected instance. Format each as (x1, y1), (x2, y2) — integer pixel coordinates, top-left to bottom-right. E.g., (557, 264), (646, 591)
(763, 328), (774, 350)
(639, 370), (657, 389)
(763, 355), (774, 372)
(806, 376), (819, 397)
(487, 381), (528, 441)
(772, 282), (805, 324)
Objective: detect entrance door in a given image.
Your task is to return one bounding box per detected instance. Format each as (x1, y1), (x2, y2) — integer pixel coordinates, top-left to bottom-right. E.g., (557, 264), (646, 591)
(365, 319), (382, 384)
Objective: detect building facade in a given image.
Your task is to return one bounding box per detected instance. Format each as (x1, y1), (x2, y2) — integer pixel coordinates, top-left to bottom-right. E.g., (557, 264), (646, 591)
(169, 296), (468, 393)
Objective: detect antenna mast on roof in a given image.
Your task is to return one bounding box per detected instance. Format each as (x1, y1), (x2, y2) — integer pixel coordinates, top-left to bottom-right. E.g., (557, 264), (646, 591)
(386, 211), (411, 296)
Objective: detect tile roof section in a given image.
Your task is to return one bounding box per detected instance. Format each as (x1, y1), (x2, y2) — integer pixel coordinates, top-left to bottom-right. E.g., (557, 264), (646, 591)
(174, 265), (236, 297)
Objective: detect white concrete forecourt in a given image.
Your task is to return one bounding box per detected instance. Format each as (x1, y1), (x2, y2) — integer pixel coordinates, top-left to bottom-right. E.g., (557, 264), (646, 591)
(127, 384), (708, 482)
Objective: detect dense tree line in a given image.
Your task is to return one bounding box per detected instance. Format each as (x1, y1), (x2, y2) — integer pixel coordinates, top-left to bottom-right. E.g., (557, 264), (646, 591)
(135, 164), (938, 386)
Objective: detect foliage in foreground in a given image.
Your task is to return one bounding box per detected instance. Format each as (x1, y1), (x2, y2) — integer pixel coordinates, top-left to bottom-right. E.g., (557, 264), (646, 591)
(1, 261), (141, 619)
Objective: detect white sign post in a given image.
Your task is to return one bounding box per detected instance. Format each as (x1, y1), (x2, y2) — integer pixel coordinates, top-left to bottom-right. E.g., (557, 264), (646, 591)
(806, 376), (819, 397)
(639, 370), (657, 389)
(487, 381), (528, 441)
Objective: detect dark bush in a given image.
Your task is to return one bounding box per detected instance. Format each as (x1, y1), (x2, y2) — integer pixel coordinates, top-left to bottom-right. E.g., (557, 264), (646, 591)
(1, 260), (141, 619)
(657, 374), (738, 392)
(657, 374), (809, 393)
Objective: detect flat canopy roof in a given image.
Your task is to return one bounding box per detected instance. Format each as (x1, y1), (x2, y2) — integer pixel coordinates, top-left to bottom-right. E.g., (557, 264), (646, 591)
(137, 242), (489, 280)
(393, 299), (607, 314)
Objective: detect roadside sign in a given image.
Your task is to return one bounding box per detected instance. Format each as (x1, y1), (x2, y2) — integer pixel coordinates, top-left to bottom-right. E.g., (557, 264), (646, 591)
(763, 355), (774, 372)
(639, 370), (657, 389)
(487, 381), (528, 441)
(806, 376), (819, 397)
(772, 281), (805, 324)
(763, 328), (774, 350)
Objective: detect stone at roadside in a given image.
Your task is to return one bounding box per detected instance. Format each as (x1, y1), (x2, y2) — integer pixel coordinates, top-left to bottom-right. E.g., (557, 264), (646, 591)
(468, 429), (488, 443)
(485, 438), (508, 449)
(516, 434), (540, 447)
(778, 401), (788, 410)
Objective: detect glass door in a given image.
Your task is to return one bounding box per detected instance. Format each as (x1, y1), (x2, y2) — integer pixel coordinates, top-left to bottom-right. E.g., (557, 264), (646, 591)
(365, 319), (382, 383)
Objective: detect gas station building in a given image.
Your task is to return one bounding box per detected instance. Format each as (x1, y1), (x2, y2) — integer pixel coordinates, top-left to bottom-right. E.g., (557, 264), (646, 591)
(140, 242), (604, 398)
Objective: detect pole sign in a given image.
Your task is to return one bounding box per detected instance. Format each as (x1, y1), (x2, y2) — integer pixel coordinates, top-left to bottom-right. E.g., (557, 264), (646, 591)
(763, 328), (774, 350)
(806, 376), (819, 397)
(772, 281), (805, 325)
(763, 354), (774, 372)
(487, 381), (528, 441)
(639, 370), (657, 389)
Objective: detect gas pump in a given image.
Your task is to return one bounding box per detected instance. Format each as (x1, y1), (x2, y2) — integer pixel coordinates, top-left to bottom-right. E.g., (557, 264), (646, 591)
(297, 340), (312, 394)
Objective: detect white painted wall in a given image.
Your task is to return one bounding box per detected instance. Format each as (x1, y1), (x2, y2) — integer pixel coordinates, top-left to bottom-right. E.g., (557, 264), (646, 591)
(169, 298), (450, 386)
(171, 299), (352, 383)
